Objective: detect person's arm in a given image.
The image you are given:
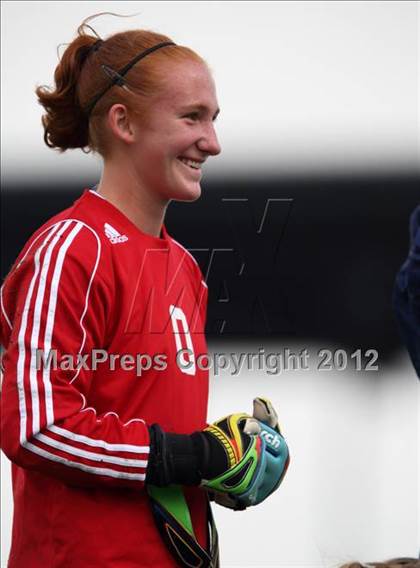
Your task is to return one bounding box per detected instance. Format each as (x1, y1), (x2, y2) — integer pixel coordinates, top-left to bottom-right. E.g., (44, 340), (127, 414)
(393, 206), (420, 377)
(0, 219), (278, 496)
(0, 220), (150, 489)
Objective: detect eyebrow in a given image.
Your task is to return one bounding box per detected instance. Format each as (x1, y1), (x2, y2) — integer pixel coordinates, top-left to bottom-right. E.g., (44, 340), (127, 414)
(180, 104), (220, 119)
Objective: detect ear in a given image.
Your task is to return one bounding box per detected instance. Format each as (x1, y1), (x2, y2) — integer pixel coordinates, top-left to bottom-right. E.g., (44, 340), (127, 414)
(107, 103), (136, 144)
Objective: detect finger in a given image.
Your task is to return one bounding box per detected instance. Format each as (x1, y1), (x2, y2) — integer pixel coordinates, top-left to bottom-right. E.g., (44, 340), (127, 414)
(253, 397), (278, 429)
(213, 491), (246, 510)
(243, 417), (261, 435)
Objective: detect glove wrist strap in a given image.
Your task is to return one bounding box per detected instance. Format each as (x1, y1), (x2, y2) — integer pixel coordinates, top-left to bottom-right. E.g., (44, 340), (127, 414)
(146, 424), (200, 486)
(191, 431), (228, 479)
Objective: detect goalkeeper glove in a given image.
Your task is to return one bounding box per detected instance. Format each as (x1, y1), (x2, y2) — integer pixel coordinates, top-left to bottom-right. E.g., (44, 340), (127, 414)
(209, 397), (290, 509)
(146, 412), (263, 494)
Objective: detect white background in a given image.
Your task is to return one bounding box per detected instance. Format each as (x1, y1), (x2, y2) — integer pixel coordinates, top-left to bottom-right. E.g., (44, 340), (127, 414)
(1, 2), (419, 567)
(207, 345), (419, 567)
(1, 0), (419, 185)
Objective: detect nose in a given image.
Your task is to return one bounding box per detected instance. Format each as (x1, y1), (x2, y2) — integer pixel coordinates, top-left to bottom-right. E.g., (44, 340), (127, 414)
(197, 122), (221, 156)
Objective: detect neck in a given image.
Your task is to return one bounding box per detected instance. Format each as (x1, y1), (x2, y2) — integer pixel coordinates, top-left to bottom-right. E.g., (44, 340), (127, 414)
(96, 160), (168, 238)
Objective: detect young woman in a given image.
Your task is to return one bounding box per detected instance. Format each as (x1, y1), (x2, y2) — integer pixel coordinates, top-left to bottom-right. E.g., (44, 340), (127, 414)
(0, 17), (289, 568)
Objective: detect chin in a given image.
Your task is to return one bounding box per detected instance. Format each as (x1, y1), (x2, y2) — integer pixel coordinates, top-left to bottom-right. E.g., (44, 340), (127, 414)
(172, 183), (202, 202)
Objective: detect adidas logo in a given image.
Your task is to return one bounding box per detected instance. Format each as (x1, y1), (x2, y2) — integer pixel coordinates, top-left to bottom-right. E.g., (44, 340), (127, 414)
(104, 223), (128, 244)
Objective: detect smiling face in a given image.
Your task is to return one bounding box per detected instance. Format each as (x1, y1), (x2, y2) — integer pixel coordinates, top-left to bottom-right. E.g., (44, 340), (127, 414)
(127, 58), (221, 202)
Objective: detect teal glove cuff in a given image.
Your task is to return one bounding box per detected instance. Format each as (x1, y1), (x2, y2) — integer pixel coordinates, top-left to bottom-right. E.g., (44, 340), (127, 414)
(236, 421), (289, 507)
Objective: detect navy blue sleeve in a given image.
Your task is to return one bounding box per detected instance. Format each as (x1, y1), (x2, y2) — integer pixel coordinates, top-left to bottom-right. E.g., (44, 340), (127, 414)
(393, 205), (420, 378)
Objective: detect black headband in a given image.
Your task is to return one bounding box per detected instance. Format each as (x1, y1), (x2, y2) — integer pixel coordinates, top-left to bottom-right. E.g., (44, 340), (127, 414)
(84, 41), (176, 116)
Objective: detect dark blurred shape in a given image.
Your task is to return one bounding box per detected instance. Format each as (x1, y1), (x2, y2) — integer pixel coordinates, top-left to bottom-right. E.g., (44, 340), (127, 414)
(393, 205), (420, 378)
(339, 558), (420, 568)
(2, 173), (419, 360)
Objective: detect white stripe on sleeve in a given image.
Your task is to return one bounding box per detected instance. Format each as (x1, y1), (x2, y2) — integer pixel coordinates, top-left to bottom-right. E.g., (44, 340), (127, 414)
(15, 220), (149, 480)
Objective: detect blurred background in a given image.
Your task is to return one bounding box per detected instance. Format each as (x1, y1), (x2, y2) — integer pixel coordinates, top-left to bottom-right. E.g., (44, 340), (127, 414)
(1, 1), (419, 567)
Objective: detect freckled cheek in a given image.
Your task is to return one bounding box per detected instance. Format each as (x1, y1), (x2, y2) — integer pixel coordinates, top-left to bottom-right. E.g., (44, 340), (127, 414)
(169, 127), (198, 152)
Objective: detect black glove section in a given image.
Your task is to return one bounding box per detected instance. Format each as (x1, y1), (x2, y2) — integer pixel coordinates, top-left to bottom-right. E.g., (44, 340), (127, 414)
(146, 424), (228, 486)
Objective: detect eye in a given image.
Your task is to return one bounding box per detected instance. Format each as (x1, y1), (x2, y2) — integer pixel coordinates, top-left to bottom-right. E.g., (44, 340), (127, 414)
(183, 112), (200, 122)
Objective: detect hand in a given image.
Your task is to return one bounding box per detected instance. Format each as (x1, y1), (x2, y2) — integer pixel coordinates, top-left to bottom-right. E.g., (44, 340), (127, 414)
(146, 412), (264, 492)
(196, 412), (266, 507)
(146, 400), (289, 509)
(210, 397), (290, 510)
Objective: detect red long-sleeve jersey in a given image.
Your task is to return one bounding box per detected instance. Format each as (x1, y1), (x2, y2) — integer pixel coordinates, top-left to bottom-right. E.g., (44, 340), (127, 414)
(1, 189), (210, 567)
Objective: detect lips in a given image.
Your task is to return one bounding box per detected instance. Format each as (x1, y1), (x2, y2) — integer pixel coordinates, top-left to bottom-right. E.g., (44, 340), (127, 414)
(178, 157), (202, 169)
(176, 158), (203, 182)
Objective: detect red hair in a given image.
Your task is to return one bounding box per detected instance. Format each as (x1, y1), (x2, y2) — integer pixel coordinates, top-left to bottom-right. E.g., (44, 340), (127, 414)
(36, 15), (205, 156)
(339, 560), (420, 568)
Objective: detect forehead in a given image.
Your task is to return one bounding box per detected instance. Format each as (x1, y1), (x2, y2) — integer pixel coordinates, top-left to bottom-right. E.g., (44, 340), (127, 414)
(156, 59), (219, 112)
